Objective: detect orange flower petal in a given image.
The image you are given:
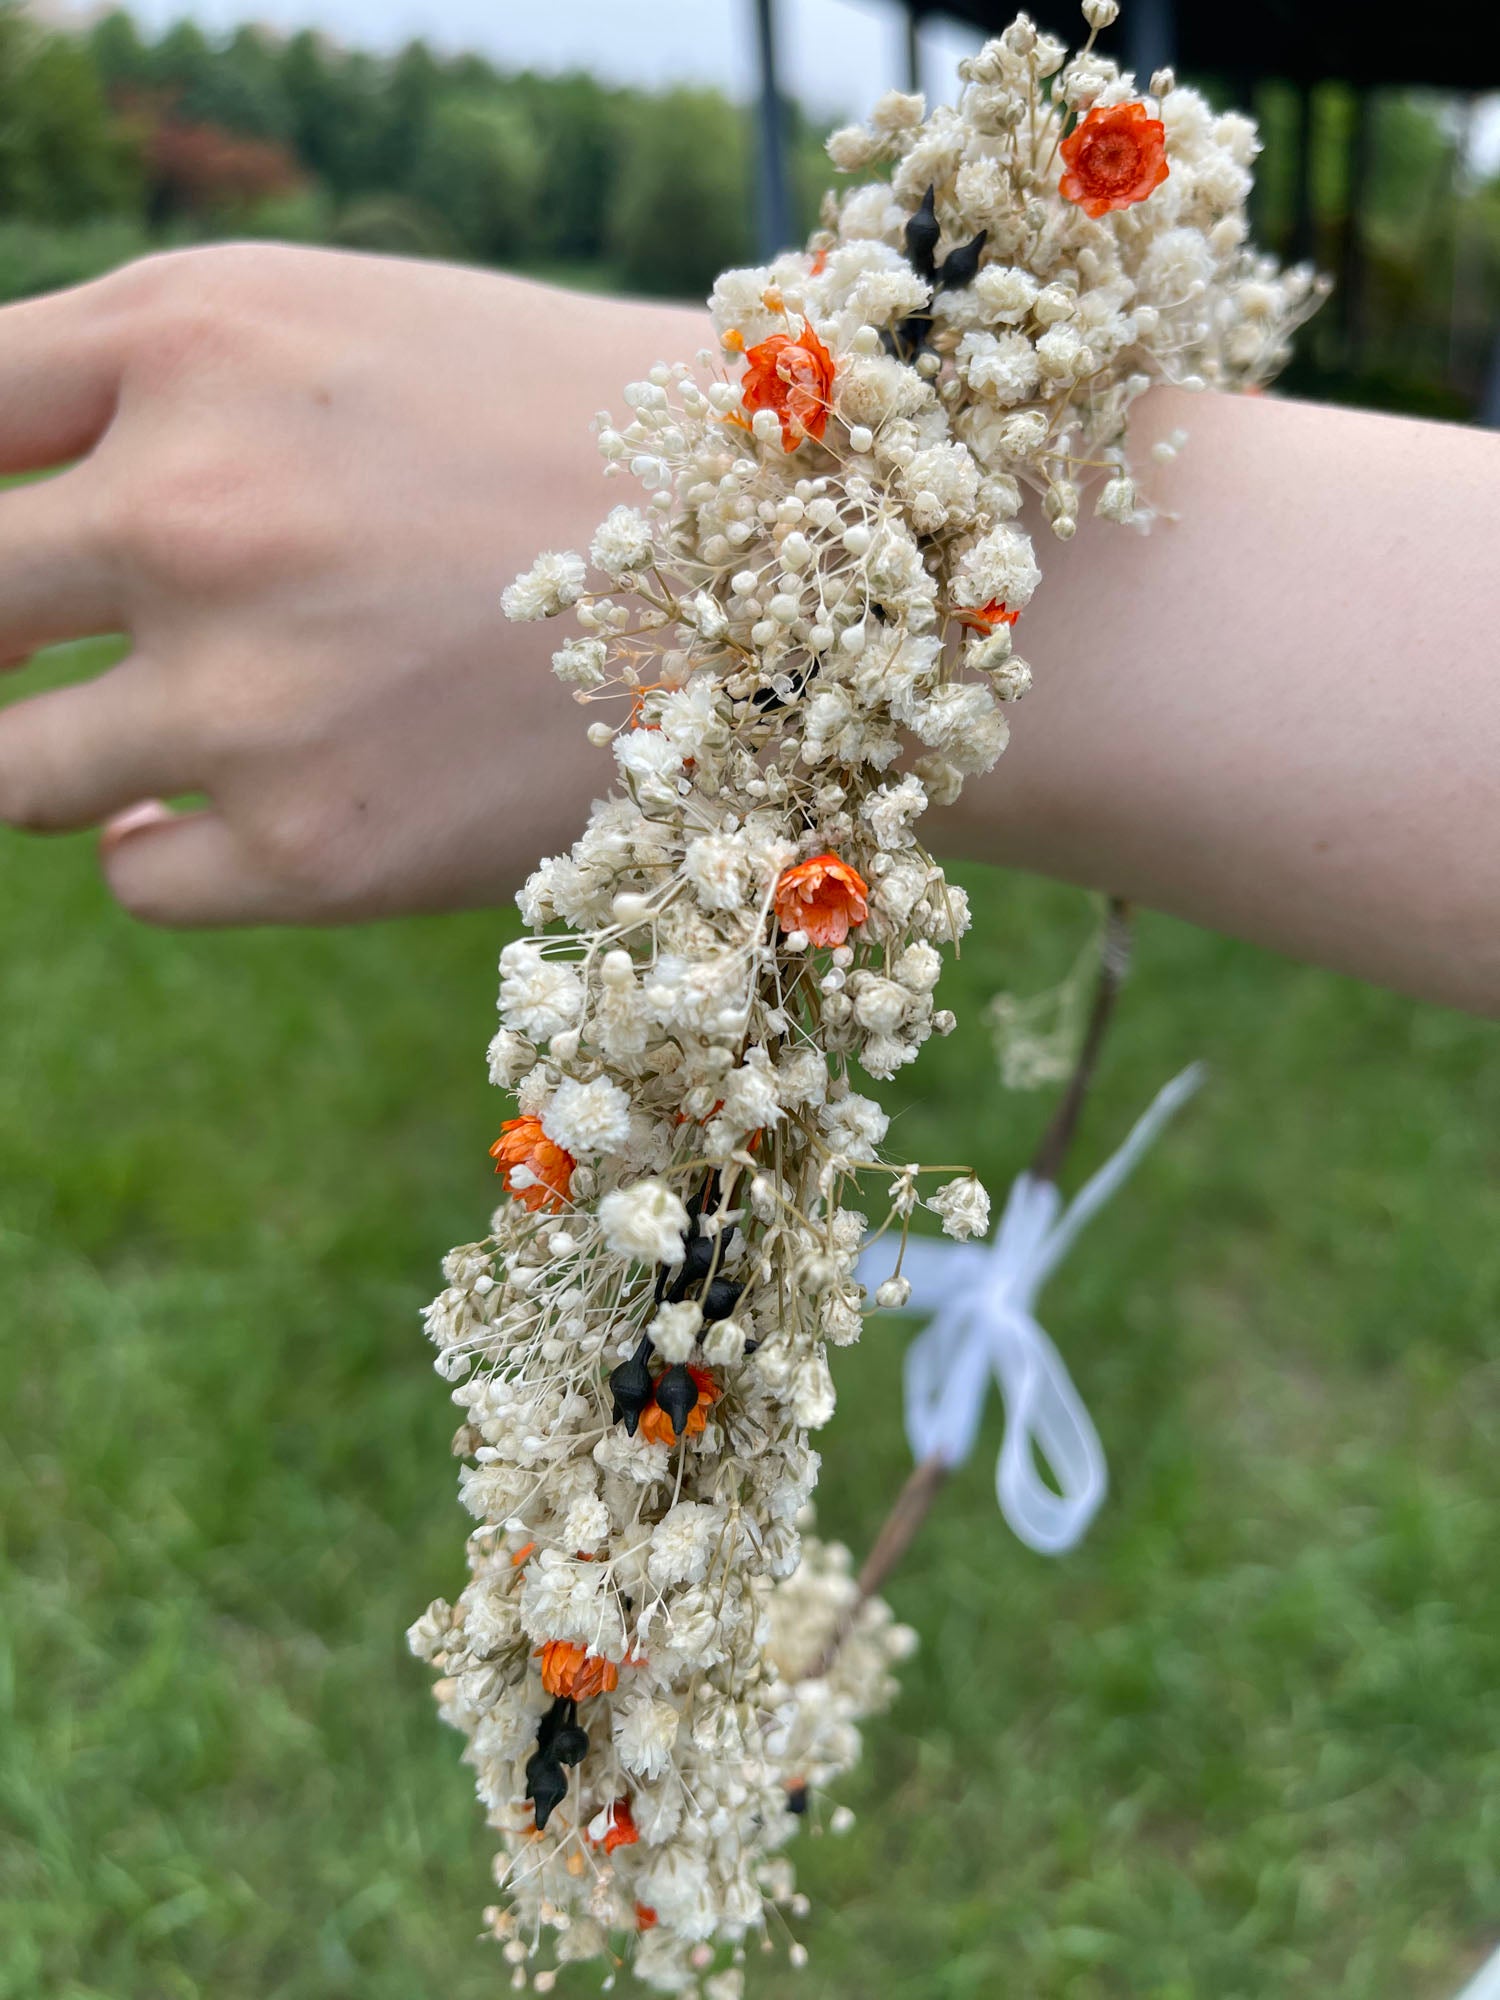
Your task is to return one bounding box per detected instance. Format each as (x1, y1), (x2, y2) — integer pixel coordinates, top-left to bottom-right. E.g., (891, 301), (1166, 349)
(592, 1797), (639, 1854)
(957, 598), (1020, 634)
(774, 852), (870, 949)
(537, 1639), (620, 1700)
(636, 1366), (721, 1447)
(741, 323), (836, 450)
(490, 1116), (574, 1213)
(1059, 101), (1169, 219)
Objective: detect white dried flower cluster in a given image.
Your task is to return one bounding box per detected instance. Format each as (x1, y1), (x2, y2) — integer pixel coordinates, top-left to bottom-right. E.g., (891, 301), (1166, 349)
(415, 10), (1317, 1989)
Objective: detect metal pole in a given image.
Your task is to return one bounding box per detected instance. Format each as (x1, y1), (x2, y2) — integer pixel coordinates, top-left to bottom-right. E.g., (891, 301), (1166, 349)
(1125, 0), (1175, 81)
(905, 4), (922, 95)
(1290, 82), (1317, 266)
(1339, 89), (1373, 369)
(752, 0), (792, 260)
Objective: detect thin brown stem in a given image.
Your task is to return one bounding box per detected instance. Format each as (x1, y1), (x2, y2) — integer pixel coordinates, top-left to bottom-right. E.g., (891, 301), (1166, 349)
(803, 897), (1136, 1682)
(802, 1455), (951, 1681)
(1028, 896), (1132, 1185)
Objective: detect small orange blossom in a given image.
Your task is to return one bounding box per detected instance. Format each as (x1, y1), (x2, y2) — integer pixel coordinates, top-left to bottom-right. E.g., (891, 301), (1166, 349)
(1059, 101), (1169, 219)
(637, 1365), (721, 1447)
(536, 1640), (619, 1701)
(774, 852), (870, 949)
(490, 1116), (574, 1213)
(740, 323), (836, 449)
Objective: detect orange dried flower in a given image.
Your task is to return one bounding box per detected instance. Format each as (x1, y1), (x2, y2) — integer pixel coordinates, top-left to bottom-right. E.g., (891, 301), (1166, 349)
(741, 323), (836, 449)
(1059, 102), (1169, 219)
(637, 1365), (721, 1448)
(635, 1903), (658, 1932)
(628, 682), (667, 730)
(956, 598), (1020, 635)
(592, 1797), (640, 1854)
(537, 1640), (619, 1700)
(774, 852), (870, 949)
(489, 1115), (574, 1213)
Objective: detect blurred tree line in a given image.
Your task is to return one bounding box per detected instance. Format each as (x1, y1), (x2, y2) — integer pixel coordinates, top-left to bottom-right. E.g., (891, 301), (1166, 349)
(0, 3), (832, 298)
(0, 3), (1496, 415)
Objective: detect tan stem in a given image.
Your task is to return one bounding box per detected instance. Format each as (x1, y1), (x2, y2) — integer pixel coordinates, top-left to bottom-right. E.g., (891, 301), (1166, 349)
(800, 1455), (951, 1682)
(804, 898), (1135, 1682)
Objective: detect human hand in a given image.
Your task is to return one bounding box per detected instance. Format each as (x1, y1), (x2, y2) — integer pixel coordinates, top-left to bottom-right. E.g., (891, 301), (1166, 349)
(0, 245), (701, 924)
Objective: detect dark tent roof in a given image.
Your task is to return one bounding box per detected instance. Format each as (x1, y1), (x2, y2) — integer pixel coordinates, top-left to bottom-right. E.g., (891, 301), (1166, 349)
(908, 0), (1500, 91)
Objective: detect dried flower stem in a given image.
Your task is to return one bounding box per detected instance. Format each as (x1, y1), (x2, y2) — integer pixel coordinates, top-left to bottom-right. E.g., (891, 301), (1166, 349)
(1030, 896), (1133, 1184)
(806, 897), (1134, 1680)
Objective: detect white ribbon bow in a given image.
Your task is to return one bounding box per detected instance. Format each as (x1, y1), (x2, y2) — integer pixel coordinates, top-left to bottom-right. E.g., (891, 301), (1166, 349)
(859, 1063), (1205, 1556)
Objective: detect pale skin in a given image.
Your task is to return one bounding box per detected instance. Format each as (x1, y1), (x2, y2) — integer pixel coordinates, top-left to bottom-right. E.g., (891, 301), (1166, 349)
(0, 245), (1496, 1012)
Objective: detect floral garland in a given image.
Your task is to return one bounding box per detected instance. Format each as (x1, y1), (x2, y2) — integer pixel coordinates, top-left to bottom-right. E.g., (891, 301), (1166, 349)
(410, 9), (1323, 1992)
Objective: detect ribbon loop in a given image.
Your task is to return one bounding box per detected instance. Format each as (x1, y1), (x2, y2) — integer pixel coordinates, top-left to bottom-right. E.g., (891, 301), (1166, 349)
(862, 1063), (1204, 1556)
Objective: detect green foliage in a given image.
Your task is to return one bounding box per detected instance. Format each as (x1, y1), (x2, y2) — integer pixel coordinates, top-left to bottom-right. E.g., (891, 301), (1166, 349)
(236, 184), (337, 246)
(408, 93), (542, 265)
(367, 39), (442, 195)
(608, 86), (754, 298)
(521, 68), (628, 264)
(86, 7), (151, 87)
(0, 14), (140, 225)
(175, 26), (293, 143)
(330, 194), (456, 260)
(2, 640), (1499, 1998)
(275, 29), (385, 200)
(0, 216), (152, 300)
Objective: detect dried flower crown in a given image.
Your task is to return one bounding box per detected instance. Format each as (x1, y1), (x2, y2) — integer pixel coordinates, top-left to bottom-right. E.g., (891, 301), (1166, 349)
(411, 10), (1322, 1992)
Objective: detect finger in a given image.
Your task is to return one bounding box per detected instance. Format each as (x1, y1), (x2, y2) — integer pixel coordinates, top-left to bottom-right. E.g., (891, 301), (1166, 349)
(0, 280), (126, 473)
(100, 808), (286, 929)
(0, 467), (125, 658)
(0, 658), (192, 832)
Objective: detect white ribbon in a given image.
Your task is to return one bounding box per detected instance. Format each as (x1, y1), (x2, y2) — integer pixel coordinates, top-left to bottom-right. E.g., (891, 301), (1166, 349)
(859, 1063), (1206, 1556)
(1454, 1946), (1500, 2000)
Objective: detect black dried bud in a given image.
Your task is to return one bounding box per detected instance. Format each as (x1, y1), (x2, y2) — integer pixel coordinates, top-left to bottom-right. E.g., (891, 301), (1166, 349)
(888, 308), (933, 360)
(552, 1721), (590, 1766)
(685, 1171), (722, 1221)
(785, 1782), (809, 1816)
(938, 228), (988, 291)
(609, 1347), (655, 1433)
(654, 1362), (700, 1438)
(525, 1751), (569, 1830)
(535, 1694), (572, 1756)
(904, 183), (940, 281)
(667, 1231), (719, 1298)
(701, 1276), (743, 1324)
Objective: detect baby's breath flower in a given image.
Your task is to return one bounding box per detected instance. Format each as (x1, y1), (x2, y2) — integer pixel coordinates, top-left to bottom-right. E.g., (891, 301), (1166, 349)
(420, 16), (1317, 1987)
(599, 1178), (690, 1265)
(590, 504), (656, 578)
(928, 1176), (993, 1240)
(541, 1074), (631, 1155)
(501, 549), (586, 621)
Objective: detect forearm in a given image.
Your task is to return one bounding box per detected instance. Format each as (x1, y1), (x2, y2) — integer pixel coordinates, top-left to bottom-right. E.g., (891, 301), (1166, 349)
(542, 306), (1499, 1012)
(933, 389), (1500, 1015)
(9, 251), (1494, 997)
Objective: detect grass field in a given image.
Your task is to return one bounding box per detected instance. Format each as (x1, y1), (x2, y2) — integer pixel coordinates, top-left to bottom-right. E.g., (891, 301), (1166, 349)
(3, 639), (1499, 2000)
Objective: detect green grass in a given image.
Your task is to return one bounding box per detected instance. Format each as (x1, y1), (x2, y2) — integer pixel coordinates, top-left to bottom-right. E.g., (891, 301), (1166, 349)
(3, 641), (1499, 1999)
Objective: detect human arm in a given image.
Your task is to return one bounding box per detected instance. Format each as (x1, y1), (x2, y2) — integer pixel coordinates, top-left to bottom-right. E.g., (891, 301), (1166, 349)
(938, 387), (1500, 1015)
(0, 248), (1496, 1012)
(0, 246), (702, 924)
